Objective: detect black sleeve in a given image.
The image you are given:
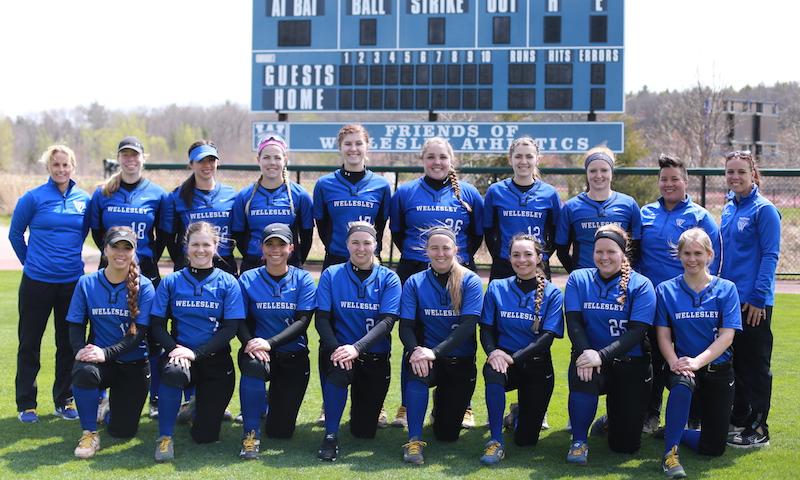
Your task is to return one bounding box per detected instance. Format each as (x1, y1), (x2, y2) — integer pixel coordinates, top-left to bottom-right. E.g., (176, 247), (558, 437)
(375, 204), (388, 247)
(91, 228), (105, 251)
(512, 331), (555, 363)
(298, 228), (313, 264)
(598, 320), (649, 365)
(628, 239), (641, 267)
(237, 319), (253, 345)
(399, 318), (419, 351)
(231, 230), (249, 258)
(192, 319), (239, 360)
(267, 309), (314, 349)
(102, 325), (149, 361)
(483, 225), (499, 259)
(479, 323), (498, 354)
(152, 228), (169, 264)
(316, 205), (331, 248)
(69, 322), (88, 356)
(542, 215), (557, 260)
(392, 231), (405, 251)
(353, 314), (397, 354)
(556, 244), (576, 273)
(566, 311), (590, 353)
(165, 215), (185, 269)
(314, 310), (340, 350)
(150, 314), (178, 353)
(432, 314), (479, 357)
(467, 214), (483, 258)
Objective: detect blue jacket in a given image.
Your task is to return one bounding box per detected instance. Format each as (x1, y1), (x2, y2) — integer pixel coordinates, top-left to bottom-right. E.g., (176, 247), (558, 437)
(720, 186), (781, 308)
(9, 178), (90, 283)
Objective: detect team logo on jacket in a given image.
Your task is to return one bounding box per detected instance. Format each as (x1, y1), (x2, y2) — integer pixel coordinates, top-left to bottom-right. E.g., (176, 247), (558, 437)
(73, 200), (86, 213)
(675, 219), (685, 228)
(737, 217), (750, 232)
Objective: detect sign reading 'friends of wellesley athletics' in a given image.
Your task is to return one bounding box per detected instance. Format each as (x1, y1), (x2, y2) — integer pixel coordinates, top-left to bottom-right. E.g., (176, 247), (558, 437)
(252, 121), (624, 153)
(251, 0), (624, 113)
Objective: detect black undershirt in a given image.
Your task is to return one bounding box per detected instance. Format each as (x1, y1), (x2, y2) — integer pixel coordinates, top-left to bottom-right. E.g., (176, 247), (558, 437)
(515, 276), (537, 294)
(120, 180), (141, 191)
(189, 266), (215, 281)
(352, 263), (373, 282)
(432, 268), (450, 288)
(512, 179), (534, 193)
(424, 175), (449, 191)
(341, 167), (366, 184)
(269, 271), (288, 283)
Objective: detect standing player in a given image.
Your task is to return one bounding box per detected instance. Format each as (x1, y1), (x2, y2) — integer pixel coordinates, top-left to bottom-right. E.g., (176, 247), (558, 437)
(236, 223), (317, 459)
(399, 227), (484, 465)
(720, 150), (781, 448)
(655, 228), (741, 478)
(313, 124), (392, 269)
(67, 227), (155, 458)
(479, 233), (564, 465)
(10, 144), (90, 422)
(639, 153), (720, 433)
(555, 146), (641, 272)
(315, 222), (401, 462)
(483, 136), (561, 280)
(390, 137), (484, 428)
(149, 222), (245, 462)
(163, 140), (238, 275)
(564, 224), (655, 465)
(232, 133), (313, 273)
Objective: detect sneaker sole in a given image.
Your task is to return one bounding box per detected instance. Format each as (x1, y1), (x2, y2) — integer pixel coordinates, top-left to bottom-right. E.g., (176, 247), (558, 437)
(727, 440), (770, 449)
(54, 412), (79, 420)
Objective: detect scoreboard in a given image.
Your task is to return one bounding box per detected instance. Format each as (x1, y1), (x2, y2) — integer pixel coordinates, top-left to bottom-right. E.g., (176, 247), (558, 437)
(252, 0), (624, 113)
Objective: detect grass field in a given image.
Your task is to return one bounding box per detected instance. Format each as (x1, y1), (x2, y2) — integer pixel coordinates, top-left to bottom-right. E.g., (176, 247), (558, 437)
(0, 270), (797, 479)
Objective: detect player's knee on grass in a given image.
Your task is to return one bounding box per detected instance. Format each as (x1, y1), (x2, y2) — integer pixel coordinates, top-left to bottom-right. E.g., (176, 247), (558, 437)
(483, 362), (507, 387)
(326, 365), (355, 388)
(161, 362), (190, 388)
(666, 371), (697, 393)
(71, 361), (101, 389)
(239, 351), (270, 381)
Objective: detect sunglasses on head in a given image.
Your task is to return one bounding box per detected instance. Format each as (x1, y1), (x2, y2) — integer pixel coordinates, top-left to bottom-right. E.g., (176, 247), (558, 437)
(725, 150), (752, 160)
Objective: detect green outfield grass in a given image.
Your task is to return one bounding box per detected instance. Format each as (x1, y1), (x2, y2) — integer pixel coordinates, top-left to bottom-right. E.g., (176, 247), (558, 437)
(0, 270), (797, 479)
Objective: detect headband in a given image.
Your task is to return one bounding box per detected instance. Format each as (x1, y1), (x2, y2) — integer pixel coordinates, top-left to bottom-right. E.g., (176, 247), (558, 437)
(594, 229), (626, 252)
(188, 144), (219, 163)
(584, 151), (614, 170)
(347, 223), (377, 240)
(427, 227), (457, 243)
(257, 134), (287, 156)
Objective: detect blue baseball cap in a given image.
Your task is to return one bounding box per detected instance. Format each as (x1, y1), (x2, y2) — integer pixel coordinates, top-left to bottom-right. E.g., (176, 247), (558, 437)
(188, 144), (219, 163)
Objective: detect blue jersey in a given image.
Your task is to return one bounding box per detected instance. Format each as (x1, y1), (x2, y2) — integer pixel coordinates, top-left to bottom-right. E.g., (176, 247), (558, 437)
(9, 178), (90, 283)
(564, 268), (656, 356)
(483, 178), (561, 260)
(66, 270), (155, 362)
(238, 266), (317, 353)
(390, 178), (484, 263)
(162, 183), (237, 258)
(89, 180), (168, 259)
(313, 169), (391, 257)
(481, 277), (564, 353)
(556, 191), (642, 269)
(316, 262), (401, 354)
(231, 182), (313, 257)
(151, 268), (245, 350)
(639, 196), (721, 286)
(655, 275), (742, 364)
(720, 186), (781, 308)
(400, 269), (484, 357)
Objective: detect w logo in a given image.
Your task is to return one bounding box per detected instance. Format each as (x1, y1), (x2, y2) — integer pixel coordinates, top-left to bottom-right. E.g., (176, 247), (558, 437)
(675, 219), (685, 228)
(737, 217), (750, 232)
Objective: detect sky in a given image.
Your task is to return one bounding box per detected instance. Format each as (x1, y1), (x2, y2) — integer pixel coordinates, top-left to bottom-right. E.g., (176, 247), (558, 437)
(0, 0), (796, 117)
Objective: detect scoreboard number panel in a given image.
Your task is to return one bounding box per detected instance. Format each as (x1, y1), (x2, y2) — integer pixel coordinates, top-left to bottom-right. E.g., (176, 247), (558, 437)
(252, 0), (624, 113)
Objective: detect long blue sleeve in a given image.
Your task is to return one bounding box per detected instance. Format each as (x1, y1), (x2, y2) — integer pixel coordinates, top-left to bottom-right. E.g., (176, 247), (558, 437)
(9, 191), (35, 264)
(752, 205), (781, 307)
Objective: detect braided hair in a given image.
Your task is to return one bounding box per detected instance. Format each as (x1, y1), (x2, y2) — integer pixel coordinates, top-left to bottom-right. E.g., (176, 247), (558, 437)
(105, 226), (140, 335)
(420, 137), (472, 213)
(509, 233), (547, 329)
(595, 223), (631, 307)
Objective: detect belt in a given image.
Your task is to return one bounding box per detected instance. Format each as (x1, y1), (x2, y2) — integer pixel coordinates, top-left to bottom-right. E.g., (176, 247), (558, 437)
(702, 360), (732, 373)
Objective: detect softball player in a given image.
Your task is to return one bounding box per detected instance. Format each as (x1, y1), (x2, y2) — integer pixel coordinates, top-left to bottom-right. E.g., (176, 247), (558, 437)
(232, 133), (313, 273)
(720, 150), (781, 448)
(313, 124), (391, 270)
(479, 233), (564, 465)
(555, 146), (641, 272)
(655, 228), (741, 478)
(483, 136), (561, 281)
(163, 140), (238, 276)
(639, 153), (721, 433)
(67, 227), (155, 458)
(315, 222), (401, 462)
(149, 221), (245, 462)
(236, 223), (317, 459)
(399, 227), (484, 465)
(9, 144), (90, 423)
(564, 224), (655, 465)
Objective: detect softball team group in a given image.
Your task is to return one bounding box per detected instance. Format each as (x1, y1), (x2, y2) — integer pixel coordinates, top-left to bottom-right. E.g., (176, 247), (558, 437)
(8, 124), (781, 478)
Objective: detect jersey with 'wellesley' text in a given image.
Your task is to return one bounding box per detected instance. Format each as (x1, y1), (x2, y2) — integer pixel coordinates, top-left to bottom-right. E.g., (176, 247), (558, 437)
(162, 183), (238, 258)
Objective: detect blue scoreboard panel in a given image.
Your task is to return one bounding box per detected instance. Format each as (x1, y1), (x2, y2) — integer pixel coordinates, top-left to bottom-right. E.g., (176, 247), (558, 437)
(252, 0), (624, 113)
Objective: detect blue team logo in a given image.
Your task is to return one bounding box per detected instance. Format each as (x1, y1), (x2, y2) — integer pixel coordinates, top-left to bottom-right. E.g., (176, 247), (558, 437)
(73, 200), (86, 214)
(675, 218), (685, 228)
(737, 217), (750, 232)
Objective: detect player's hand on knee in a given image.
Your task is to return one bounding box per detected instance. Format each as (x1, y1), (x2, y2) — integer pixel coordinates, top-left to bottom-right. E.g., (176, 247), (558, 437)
(245, 337), (270, 354)
(577, 365), (595, 382)
(169, 345), (196, 362)
(487, 349), (513, 373)
(332, 344), (359, 363)
(252, 350), (270, 363)
(575, 349), (602, 369)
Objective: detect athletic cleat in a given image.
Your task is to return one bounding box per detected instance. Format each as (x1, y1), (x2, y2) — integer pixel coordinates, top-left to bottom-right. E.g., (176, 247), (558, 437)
(378, 406), (389, 428)
(223, 408), (234, 422)
(176, 396), (195, 424)
(234, 413), (243, 424)
(97, 396), (110, 424)
(541, 412), (550, 430)
(480, 440), (505, 465)
(316, 406), (326, 427)
(239, 430), (260, 460)
(391, 406), (408, 428)
(662, 446), (687, 478)
(18, 409), (38, 423)
(148, 400), (159, 419)
(74, 430), (100, 459)
(462, 406), (476, 429)
(317, 433), (338, 461)
(727, 427), (770, 448)
(590, 414), (609, 437)
(642, 415), (661, 434)
(503, 403), (518, 431)
(154, 435), (174, 462)
(55, 401), (79, 420)
(403, 439), (426, 465)
(566, 440), (589, 465)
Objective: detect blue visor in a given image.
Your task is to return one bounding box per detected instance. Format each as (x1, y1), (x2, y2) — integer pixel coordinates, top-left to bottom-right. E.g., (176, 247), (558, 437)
(188, 144), (219, 162)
